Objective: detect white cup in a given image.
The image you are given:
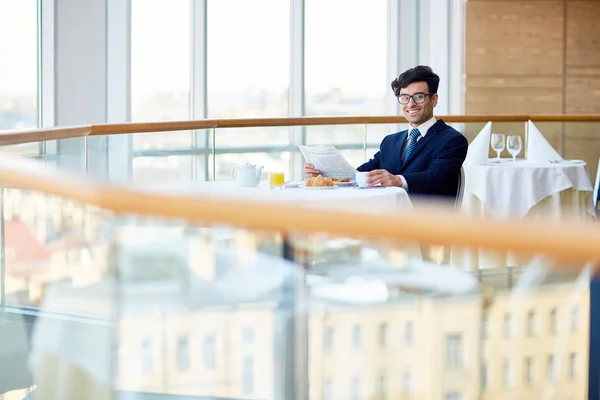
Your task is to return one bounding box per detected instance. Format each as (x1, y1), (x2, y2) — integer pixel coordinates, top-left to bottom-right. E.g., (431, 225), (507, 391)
(355, 171), (369, 188)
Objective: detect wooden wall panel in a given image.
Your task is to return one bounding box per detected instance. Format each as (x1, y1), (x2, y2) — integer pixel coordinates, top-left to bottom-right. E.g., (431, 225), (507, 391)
(466, 87), (562, 114)
(466, 76), (563, 115)
(566, 78), (600, 114)
(565, 139), (600, 182)
(466, 2), (564, 76)
(566, 2), (600, 76)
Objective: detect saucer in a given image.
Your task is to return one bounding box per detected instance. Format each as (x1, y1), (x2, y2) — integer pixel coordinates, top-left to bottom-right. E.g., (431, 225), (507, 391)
(283, 181), (302, 188)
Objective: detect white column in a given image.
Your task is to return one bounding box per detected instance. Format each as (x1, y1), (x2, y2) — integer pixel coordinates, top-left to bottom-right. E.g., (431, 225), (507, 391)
(419, 0), (465, 115)
(289, 0), (305, 182)
(52, 0), (107, 173)
(43, 0), (131, 181)
(449, 0), (466, 115)
(191, 0), (208, 180)
(427, 0), (450, 114)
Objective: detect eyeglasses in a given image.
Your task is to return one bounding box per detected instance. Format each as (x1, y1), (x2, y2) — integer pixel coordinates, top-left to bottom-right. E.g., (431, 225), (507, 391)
(397, 92), (433, 105)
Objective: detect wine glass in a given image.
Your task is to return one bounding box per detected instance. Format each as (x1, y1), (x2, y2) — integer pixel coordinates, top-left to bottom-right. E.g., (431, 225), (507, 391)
(490, 133), (505, 160)
(507, 135), (522, 162)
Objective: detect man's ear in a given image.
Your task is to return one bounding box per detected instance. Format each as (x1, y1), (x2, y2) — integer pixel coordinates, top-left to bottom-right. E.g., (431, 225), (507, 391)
(431, 93), (439, 107)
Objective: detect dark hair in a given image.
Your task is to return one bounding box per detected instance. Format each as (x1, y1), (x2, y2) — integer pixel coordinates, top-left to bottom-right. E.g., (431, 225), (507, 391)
(391, 65), (440, 96)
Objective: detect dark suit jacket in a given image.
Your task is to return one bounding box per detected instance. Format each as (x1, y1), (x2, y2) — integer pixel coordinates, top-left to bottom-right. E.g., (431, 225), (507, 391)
(357, 119), (468, 199)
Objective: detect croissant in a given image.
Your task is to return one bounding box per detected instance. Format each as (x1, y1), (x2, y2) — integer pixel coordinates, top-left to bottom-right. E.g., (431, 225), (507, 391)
(307, 175), (334, 187)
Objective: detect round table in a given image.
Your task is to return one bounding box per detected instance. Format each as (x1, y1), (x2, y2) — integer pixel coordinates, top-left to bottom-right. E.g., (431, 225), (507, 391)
(463, 159), (595, 220)
(453, 159), (596, 271)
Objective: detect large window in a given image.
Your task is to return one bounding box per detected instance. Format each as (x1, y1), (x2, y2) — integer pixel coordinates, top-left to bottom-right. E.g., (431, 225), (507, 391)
(131, 0), (190, 135)
(208, 0), (290, 181)
(130, 0), (193, 184)
(126, 0), (461, 184)
(305, 0), (388, 117)
(0, 0), (39, 154)
(207, 0), (289, 119)
(305, 0), (388, 156)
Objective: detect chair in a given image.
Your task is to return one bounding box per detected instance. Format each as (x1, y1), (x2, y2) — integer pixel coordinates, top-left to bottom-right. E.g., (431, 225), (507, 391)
(455, 166), (465, 211)
(428, 167), (466, 265)
(594, 160), (600, 217)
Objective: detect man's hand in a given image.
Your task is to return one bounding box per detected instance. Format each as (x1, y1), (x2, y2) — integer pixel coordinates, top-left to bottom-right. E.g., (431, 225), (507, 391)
(303, 163), (321, 178)
(367, 169), (403, 187)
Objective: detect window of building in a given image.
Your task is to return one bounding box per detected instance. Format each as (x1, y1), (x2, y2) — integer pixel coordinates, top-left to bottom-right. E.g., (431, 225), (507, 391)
(243, 327), (255, 344)
(503, 313), (513, 338)
(481, 364), (488, 389)
(525, 357), (534, 383)
(176, 336), (190, 372)
(446, 334), (463, 369)
(571, 306), (579, 333)
(445, 392), (461, 400)
(378, 323), (388, 347)
(243, 356), (254, 395)
(350, 376), (361, 400)
(547, 355), (556, 381)
(352, 324), (362, 349)
(324, 327), (334, 352)
(402, 370), (412, 394)
(482, 316), (489, 339)
(405, 321), (414, 346)
(323, 378), (334, 400)
(113, 342), (120, 376)
(203, 334), (216, 369)
(502, 359), (513, 388)
(377, 373), (387, 400)
(526, 311), (536, 336)
(569, 353), (578, 378)
(140, 338), (154, 374)
(549, 309), (558, 335)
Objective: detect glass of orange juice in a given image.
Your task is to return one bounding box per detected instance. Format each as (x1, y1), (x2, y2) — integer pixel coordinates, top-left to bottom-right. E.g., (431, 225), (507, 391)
(269, 171), (285, 189)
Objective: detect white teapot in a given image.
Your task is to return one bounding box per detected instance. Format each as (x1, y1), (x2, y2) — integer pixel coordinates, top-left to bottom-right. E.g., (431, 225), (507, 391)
(231, 162), (263, 187)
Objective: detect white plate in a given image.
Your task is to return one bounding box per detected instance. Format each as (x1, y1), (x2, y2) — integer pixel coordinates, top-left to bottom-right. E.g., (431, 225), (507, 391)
(333, 181), (356, 187)
(550, 159), (585, 165)
(304, 186), (336, 190)
(283, 181), (303, 188)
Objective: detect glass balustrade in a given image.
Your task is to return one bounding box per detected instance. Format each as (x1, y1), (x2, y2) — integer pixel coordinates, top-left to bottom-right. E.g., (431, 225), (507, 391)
(0, 181), (593, 399)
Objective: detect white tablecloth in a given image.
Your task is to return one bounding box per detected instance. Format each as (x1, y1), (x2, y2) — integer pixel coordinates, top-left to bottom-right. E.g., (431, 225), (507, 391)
(142, 181), (413, 215)
(453, 160), (595, 271)
(464, 160), (595, 220)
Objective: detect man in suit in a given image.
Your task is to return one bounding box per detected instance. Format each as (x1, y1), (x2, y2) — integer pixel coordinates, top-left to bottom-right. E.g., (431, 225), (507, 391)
(304, 65), (468, 201)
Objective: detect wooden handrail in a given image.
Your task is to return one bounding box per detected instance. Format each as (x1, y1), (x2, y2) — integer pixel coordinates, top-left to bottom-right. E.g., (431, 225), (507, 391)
(2, 115), (600, 145)
(89, 114), (600, 135)
(0, 155), (598, 267)
(0, 125), (92, 146)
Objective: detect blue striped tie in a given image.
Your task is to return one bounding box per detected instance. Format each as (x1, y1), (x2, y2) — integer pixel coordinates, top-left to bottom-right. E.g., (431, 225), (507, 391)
(403, 128), (420, 162)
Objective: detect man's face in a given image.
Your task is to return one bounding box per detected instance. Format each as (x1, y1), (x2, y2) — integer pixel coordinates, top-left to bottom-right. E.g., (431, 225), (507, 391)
(399, 81), (438, 126)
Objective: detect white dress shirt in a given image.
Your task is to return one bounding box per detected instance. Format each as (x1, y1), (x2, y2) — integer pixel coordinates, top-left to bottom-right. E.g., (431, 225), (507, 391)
(398, 116), (437, 190)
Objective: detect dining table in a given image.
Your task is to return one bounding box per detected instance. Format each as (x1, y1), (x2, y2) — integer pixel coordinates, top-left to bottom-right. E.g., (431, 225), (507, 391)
(453, 158), (596, 271)
(140, 180), (414, 215)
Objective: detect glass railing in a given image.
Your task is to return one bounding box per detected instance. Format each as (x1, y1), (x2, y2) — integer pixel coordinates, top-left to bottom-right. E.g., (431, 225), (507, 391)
(0, 115), (599, 399)
(4, 116), (600, 191)
(0, 184), (594, 399)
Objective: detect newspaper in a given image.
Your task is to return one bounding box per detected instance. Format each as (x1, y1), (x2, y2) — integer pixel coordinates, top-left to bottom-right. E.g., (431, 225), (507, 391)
(298, 145), (357, 179)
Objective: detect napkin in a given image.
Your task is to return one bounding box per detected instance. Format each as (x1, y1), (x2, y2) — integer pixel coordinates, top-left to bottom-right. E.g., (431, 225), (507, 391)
(464, 121), (492, 166)
(527, 120), (563, 162)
